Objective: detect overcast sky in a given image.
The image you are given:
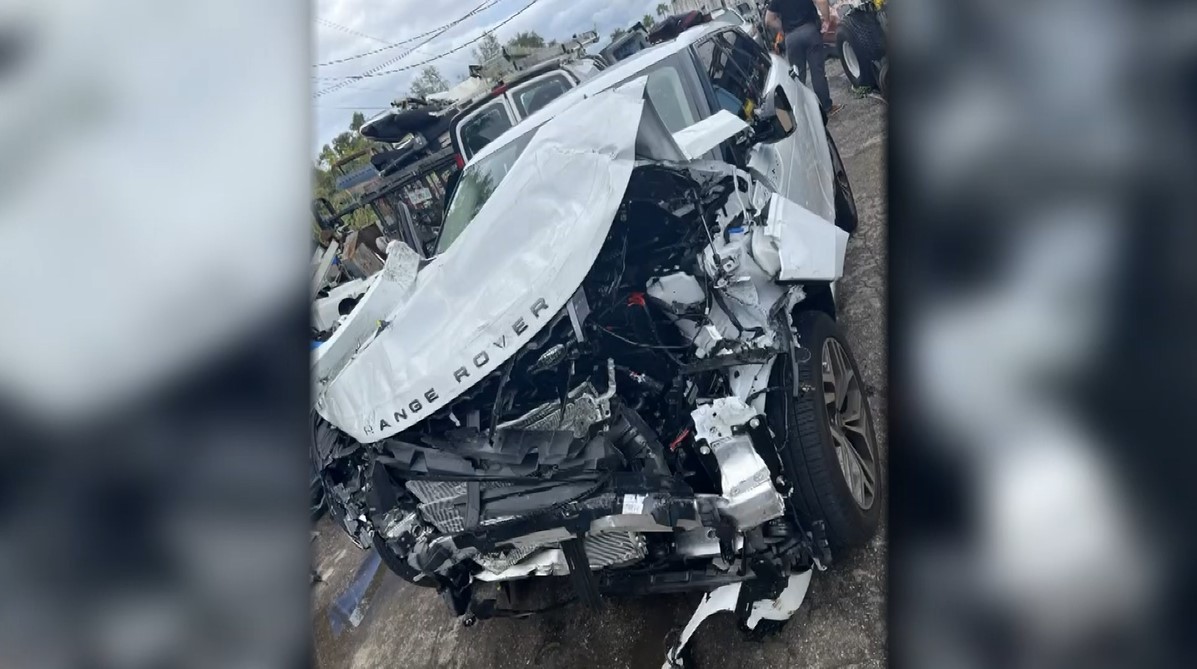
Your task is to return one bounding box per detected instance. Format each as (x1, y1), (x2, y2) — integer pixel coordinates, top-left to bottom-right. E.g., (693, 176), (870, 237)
(312, 0), (661, 155)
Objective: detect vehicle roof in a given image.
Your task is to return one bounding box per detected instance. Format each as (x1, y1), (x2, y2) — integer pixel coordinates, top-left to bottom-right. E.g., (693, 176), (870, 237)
(451, 56), (596, 120)
(466, 23), (724, 166)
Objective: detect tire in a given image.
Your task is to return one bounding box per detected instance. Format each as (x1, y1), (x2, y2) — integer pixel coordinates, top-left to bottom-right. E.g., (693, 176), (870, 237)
(827, 130), (858, 235)
(837, 11), (886, 89)
(766, 310), (881, 550)
(877, 58), (889, 99)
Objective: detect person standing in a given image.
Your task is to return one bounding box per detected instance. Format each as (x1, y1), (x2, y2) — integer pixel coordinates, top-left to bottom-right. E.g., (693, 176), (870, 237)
(765, 0), (843, 118)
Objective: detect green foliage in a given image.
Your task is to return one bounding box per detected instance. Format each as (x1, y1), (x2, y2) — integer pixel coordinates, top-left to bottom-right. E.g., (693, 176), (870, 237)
(507, 31), (545, 49)
(656, 3), (670, 17)
(410, 65), (449, 98)
(642, 14), (655, 28)
(313, 117), (378, 236)
(610, 26), (627, 42)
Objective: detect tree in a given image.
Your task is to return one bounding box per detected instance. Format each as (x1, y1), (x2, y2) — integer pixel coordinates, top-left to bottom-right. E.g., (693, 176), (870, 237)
(331, 131), (356, 156)
(656, 3), (670, 18)
(409, 65), (449, 98)
(507, 31), (545, 49)
(313, 116), (376, 226)
(609, 26), (627, 42)
(472, 32), (502, 64)
(318, 144), (338, 169)
(642, 14), (656, 28)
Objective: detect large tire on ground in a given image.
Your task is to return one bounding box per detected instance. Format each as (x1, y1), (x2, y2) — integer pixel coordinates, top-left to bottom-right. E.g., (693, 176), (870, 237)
(827, 131), (858, 235)
(837, 11), (886, 89)
(766, 310), (881, 550)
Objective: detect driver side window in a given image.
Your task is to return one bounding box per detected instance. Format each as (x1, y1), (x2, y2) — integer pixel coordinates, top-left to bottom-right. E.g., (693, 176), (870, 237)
(695, 29), (772, 121)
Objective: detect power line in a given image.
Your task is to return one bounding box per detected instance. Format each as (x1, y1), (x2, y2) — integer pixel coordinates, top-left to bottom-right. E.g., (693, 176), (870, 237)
(313, 0), (504, 98)
(313, 49), (471, 80)
(314, 0), (501, 68)
(315, 18), (394, 47)
(316, 0), (543, 95)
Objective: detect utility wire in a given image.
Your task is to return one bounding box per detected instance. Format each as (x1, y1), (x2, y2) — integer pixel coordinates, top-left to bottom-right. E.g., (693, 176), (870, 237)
(315, 18), (395, 47)
(314, 0), (501, 68)
(314, 0), (505, 98)
(316, 0), (543, 95)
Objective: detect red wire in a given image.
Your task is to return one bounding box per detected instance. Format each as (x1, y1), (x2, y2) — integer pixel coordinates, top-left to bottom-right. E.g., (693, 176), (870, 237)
(668, 427), (692, 451)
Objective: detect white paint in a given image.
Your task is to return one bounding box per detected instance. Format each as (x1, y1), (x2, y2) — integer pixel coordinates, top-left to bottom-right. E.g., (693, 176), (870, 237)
(670, 110), (750, 160)
(662, 572), (814, 668)
(315, 82), (648, 442)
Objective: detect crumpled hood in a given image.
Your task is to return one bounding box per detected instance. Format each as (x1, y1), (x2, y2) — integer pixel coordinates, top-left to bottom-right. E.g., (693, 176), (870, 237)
(315, 81), (648, 443)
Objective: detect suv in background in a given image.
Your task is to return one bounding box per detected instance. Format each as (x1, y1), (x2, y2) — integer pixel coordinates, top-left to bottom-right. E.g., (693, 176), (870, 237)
(449, 56), (605, 162)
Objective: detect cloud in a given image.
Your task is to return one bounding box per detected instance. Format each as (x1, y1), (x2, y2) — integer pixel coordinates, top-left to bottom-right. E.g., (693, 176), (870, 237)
(312, 0), (658, 153)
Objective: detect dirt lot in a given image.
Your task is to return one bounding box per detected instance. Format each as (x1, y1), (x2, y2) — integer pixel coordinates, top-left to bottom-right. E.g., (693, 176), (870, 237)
(312, 61), (887, 669)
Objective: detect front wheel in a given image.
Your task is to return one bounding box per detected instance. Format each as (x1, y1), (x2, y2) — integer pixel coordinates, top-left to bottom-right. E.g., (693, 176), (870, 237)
(766, 310), (881, 550)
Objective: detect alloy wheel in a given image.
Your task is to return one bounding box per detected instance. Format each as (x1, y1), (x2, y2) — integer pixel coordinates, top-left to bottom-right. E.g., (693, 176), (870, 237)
(821, 338), (877, 509)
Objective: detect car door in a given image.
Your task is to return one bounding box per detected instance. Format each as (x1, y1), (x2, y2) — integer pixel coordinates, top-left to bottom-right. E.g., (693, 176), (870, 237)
(692, 28), (834, 222)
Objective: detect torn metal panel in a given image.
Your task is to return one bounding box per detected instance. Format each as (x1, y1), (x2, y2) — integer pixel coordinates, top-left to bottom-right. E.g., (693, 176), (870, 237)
(662, 571), (813, 668)
(746, 569), (813, 627)
(670, 110), (749, 160)
(311, 241), (420, 402)
(758, 193), (849, 282)
(315, 82), (648, 442)
(663, 583), (741, 669)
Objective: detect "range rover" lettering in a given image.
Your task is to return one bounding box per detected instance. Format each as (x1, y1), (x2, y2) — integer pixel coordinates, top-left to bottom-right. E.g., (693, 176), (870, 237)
(371, 296), (551, 435)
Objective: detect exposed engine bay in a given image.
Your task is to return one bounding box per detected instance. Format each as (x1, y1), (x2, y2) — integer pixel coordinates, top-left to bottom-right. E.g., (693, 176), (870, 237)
(311, 79), (863, 663)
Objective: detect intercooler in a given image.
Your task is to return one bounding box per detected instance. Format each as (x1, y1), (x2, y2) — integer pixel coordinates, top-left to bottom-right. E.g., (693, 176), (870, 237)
(406, 480), (647, 574)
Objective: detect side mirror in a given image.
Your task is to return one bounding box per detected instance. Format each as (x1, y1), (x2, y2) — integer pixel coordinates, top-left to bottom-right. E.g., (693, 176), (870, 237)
(751, 85), (796, 144)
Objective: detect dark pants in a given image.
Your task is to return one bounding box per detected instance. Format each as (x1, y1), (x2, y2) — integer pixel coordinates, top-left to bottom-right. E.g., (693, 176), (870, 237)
(784, 21), (832, 112)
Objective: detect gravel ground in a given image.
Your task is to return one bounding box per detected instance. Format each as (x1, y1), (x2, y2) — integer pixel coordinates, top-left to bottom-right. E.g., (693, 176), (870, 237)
(312, 60), (887, 669)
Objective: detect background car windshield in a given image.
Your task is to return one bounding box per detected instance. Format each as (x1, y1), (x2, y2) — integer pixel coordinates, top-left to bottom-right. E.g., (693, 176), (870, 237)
(513, 74), (572, 117)
(436, 131), (537, 254)
(460, 102), (513, 158)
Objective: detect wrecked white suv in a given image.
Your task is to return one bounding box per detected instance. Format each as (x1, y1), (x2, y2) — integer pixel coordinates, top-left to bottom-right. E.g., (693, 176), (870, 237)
(312, 23), (877, 665)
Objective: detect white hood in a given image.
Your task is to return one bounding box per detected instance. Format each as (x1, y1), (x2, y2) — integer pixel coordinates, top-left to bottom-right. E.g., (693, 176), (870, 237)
(315, 80), (649, 443)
